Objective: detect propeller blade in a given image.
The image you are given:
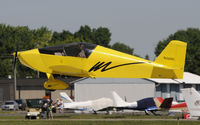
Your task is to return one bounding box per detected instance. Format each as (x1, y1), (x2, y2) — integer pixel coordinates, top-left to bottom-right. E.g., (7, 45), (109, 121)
(13, 41), (19, 70)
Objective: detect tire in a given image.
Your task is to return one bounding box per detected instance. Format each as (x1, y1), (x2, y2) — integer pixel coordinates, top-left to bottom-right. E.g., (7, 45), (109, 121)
(25, 116), (30, 119)
(31, 116), (36, 119)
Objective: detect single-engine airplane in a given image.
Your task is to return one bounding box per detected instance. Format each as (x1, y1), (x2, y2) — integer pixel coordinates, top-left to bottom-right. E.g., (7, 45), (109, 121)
(14, 40), (187, 90)
(112, 91), (187, 115)
(112, 91), (172, 115)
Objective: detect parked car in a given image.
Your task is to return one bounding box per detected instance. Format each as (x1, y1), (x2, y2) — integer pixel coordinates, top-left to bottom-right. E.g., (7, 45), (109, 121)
(1, 100), (19, 111)
(15, 99), (26, 110)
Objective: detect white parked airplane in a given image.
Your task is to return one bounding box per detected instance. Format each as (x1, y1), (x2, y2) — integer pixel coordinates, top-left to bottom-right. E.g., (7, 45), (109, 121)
(181, 87), (200, 119)
(60, 92), (113, 113)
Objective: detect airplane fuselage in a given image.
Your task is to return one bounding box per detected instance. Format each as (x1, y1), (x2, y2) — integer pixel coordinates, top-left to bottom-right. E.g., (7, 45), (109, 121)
(17, 42), (185, 79)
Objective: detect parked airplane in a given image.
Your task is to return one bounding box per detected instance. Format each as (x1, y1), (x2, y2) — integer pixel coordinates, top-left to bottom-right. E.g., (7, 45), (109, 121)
(112, 91), (173, 115)
(14, 40), (187, 90)
(60, 92), (113, 113)
(112, 91), (187, 115)
(181, 87), (200, 119)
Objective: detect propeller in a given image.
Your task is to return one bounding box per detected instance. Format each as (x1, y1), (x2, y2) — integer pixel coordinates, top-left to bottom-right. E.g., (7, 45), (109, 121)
(13, 41), (19, 70)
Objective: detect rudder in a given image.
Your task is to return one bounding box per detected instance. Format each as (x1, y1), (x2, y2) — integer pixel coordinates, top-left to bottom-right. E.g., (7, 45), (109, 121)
(60, 92), (73, 103)
(112, 91), (127, 107)
(160, 97), (173, 109)
(155, 40), (187, 78)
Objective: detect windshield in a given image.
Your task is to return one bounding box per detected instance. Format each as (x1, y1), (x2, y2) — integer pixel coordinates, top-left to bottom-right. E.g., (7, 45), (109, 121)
(39, 42), (96, 58)
(26, 99), (43, 108)
(15, 99), (23, 104)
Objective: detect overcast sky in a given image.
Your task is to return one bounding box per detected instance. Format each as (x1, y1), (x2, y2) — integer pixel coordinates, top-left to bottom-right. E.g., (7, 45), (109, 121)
(0, 0), (200, 59)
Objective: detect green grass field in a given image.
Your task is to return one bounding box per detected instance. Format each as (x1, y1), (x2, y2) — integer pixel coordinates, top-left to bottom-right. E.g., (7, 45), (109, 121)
(0, 120), (200, 125)
(0, 111), (200, 125)
(0, 113), (180, 119)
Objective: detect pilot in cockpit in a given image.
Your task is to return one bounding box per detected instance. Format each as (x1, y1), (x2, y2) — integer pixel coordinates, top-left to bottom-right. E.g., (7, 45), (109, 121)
(78, 43), (86, 58)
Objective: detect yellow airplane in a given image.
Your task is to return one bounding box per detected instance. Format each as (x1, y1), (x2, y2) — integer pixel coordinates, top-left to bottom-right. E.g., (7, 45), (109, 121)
(14, 40), (187, 90)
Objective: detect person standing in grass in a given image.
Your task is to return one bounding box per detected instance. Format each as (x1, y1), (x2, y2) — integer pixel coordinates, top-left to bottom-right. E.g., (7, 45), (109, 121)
(47, 99), (53, 119)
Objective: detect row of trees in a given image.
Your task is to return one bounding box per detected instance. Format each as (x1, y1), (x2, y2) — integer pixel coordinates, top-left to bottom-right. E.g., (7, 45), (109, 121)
(0, 24), (134, 78)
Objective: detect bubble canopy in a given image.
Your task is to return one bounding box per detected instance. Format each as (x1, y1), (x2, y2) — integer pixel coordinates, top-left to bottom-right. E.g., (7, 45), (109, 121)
(38, 42), (97, 58)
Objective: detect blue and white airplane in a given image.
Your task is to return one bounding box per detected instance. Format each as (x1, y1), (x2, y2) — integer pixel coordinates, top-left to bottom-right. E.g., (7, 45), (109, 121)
(112, 91), (173, 115)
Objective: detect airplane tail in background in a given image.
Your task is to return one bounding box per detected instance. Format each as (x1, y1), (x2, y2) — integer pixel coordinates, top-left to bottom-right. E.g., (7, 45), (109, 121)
(181, 87), (200, 117)
(159, 97), (173, 109)
(60, 92), (73, 103)
(154, 40), (187, 79)
(112, 91), (127, 107)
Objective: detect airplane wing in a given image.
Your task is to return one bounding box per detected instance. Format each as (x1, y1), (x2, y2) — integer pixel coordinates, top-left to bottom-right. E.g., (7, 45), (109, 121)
(62, 98), (113, 112)
(90, 98), (113, 111)
(63, 101), (92, 111)
(97, 106), (115, 112)
(145, 106), (159, 111)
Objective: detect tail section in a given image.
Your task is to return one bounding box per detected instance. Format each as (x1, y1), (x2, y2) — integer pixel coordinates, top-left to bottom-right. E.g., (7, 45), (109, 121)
(160, 97), (173, 109)
(154, 40), (187, 78)
(60, 92), (73, 103)
(181, 87), (200, 117)
(111, 91), (127, 107)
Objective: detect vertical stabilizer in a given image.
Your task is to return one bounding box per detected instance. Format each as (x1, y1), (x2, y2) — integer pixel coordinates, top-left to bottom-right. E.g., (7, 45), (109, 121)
(160, 97), (173, 109)
(60, 92), (73, 103)
(154, 40), (187, 78)
(112, 91), (128, 107)
(181, 87), (200, 117)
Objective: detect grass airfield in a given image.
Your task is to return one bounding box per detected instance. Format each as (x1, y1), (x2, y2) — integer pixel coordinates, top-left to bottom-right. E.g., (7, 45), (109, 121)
(1, 120), (200, 125)
(0, 111), (200, 125)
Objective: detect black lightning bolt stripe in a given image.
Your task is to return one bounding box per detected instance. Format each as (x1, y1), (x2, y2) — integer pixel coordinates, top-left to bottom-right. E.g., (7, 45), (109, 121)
(89, 61), (144, 72)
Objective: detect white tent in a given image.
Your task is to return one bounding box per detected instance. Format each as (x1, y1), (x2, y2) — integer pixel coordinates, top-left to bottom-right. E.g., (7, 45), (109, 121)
(148, 72), (200, 84)
(147, 72), (200, 101)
